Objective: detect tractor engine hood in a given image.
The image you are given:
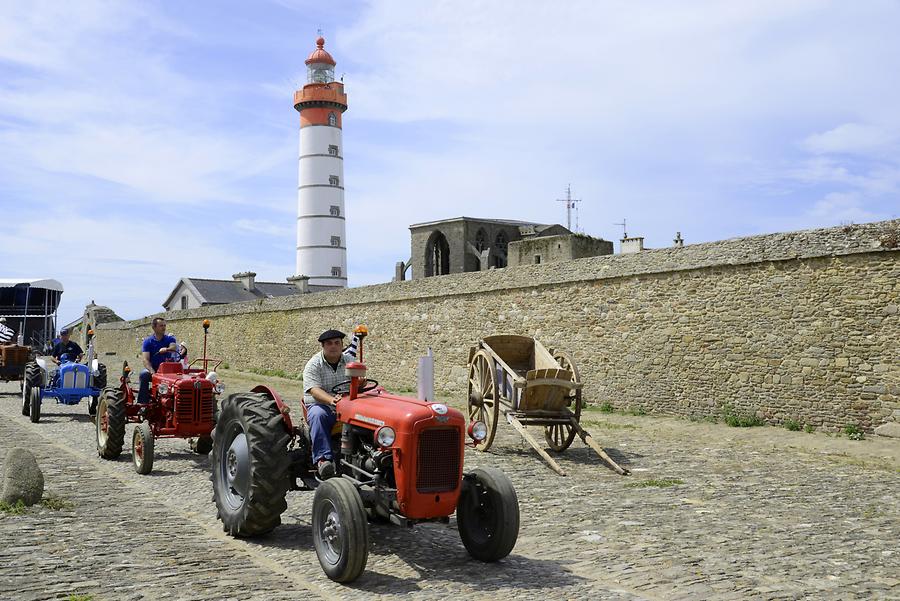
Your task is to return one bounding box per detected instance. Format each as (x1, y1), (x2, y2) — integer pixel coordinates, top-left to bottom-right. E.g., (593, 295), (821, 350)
(336, 390), (463, 433)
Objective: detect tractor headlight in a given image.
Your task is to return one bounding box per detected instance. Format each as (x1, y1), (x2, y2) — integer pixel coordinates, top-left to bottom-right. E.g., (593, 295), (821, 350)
(92, 369), (100, 377)
(206, 371), (218, 384)
(375, 426), (396, 448)
(158, 383), (169, 395)
(468, 421), (488, 442)
(214, 382), (225, 395)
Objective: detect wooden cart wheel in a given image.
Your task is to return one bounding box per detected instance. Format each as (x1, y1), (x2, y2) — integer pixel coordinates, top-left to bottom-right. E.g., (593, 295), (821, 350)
(545, 350), (582, 452)
(467, 350), (499, 451)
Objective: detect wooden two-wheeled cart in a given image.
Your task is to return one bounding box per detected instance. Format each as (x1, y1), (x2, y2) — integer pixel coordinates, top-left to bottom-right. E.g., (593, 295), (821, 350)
(466, 335), (629, 476)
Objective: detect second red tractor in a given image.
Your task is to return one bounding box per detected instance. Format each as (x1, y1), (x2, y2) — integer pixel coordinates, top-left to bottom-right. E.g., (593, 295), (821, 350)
(96, 320), (225, 474)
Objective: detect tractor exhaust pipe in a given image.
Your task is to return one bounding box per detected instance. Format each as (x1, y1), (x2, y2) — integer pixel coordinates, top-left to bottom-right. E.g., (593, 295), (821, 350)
(417, 348), (434, 402)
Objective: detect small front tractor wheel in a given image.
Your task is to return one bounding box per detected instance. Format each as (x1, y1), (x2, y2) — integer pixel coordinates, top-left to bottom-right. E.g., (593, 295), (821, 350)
(97, 387), (126, 459)
(29, 387), (41, 423)
(211, 392), (291, 537)
(190, 436), (214, 455)
(457, 467), (520, 562)
(132, 422), (154, 475)
(22, 362), (40, 417)
(312, 478), (369, 583)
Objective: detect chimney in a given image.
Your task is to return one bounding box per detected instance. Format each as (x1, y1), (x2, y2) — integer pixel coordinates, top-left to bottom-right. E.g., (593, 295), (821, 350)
(673, 232), (684, 248)
(232, 271), (257, 291)
(620, 236), (644, 254)
(286, 274), (310, 294)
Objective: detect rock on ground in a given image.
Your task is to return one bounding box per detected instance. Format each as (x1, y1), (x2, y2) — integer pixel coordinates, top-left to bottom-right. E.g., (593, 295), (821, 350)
(874, 422), (900, 438)
(1, 447), (44, 506)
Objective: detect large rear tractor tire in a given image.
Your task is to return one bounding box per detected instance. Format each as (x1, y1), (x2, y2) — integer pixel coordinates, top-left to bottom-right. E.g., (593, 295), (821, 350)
(312, 478), (369, 583)
(457, 467), (520, 562)
(22, 362), (40, 417)
(29, 387), (41, 423)
(97, 387), (126, 459)
(211, 392), (291, 537)
(132, 422), (154, 475)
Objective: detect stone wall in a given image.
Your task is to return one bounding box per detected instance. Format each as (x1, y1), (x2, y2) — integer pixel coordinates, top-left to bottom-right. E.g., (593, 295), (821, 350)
(94, 220), (900, 431)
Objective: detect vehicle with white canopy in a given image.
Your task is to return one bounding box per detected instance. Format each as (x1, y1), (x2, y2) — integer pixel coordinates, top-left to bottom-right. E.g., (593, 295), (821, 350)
(0, 278), (64, 384)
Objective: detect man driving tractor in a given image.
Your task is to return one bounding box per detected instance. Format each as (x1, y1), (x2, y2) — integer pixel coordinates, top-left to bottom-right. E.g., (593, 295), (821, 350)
(51, 328), (83, 364)
(139, 317), (177, 404)
(302, 328), (362, 479)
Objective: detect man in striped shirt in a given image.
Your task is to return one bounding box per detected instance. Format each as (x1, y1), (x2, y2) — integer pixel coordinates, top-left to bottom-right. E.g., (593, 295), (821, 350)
(302, 328), (361, 479)
(0, 318), (14, 344)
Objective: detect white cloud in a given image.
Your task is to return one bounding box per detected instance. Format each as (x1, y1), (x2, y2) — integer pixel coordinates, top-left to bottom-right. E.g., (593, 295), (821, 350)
(808, 191), (882, 223)
(234, 218), (294, 237)
(803, 123), (896, 156)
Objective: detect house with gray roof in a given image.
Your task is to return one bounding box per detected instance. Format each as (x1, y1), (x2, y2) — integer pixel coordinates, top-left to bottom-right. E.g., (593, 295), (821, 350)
(162, 272), (332, 312)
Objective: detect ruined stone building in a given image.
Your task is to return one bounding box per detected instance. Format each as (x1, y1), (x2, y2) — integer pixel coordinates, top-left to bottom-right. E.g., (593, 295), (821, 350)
(399, 217), (613, 279)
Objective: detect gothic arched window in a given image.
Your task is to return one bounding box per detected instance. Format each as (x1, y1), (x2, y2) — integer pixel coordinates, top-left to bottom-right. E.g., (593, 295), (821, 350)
(424, 230), (450, 277)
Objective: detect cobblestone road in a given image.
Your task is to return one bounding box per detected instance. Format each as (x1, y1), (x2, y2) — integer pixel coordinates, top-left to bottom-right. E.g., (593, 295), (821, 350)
(0, 379), (897, 600)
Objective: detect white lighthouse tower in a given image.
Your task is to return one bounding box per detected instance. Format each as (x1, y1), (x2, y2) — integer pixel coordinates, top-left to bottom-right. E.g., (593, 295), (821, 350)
(294, 36), (349, 287)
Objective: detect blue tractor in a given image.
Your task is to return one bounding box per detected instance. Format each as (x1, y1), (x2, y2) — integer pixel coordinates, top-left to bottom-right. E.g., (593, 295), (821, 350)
(21, 330), (106, 423)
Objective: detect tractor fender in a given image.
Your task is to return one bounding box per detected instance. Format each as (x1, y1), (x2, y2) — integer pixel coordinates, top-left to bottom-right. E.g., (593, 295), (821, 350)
(250, 385), (294, 433)
(35, 358), (49, 386)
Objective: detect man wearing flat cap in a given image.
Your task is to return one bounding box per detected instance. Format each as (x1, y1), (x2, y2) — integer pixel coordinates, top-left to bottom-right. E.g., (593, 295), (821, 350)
(302, 328), (361, 479)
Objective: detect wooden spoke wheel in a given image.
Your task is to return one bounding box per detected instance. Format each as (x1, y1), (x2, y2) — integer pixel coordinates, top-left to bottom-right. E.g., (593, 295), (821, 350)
(545, 350), (582, 452)
(467, 350), (499, 451)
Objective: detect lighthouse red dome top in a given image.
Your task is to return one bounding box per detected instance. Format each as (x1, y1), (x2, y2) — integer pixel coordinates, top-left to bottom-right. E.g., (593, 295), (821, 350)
(305, 36), (336, 66)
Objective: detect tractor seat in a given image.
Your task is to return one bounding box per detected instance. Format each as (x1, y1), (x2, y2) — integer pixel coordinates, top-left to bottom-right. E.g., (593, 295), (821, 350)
(158, 362), (183, 375)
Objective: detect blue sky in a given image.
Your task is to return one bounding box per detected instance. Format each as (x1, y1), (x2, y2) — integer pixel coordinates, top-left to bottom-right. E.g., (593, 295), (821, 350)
(1, 0), (898, 326)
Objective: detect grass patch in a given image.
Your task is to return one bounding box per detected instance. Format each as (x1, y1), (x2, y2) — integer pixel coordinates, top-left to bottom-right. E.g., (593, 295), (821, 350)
(627, 406), (647, 416)
(784, 419), (802, 431)
(598, 402), (614, 413)
(626, 478), (684, 488)
(220, 362), (230, 370)
(41, 496), (74, 511)
(0, 499), (27, 515)
(804, 424), (816, 434)
(689, 415), (719, 424)
(722, 405), (765, 427)
(843, 423), (865, 440)
(724, 413), (765, 427)
(67, 595), (94, 601)
(582, 420), (636, 430)
(245, 367), (302, 381)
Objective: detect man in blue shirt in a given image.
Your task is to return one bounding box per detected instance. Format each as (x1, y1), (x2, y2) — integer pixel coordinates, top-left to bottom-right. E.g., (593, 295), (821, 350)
(138, 317), (177, 403)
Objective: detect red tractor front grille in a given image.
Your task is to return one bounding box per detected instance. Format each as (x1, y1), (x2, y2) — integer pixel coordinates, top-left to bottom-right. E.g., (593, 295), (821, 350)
(174, 381), (214, 425)
(416, 428), (460, 493)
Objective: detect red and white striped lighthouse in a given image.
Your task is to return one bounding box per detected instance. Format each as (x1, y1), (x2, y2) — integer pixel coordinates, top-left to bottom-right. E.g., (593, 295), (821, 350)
(293, 36), (349, 287)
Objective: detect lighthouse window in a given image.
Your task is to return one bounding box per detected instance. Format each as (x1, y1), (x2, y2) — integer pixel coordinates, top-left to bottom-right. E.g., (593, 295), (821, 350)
(328, 112), (337, 126)
(329, 205), (340, 217)
(328, 145), (339, 156)
(331, 266), (342, 277)
(330, 236), (341, 247)
(329, 175), (340, 186)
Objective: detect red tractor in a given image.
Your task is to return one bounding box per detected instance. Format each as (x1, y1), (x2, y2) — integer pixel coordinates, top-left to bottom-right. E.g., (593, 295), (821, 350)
(211, 327), (520, 583)
(96, 319), (225, 474)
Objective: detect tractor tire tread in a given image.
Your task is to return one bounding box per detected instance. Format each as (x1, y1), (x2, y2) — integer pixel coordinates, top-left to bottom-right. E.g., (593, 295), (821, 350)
(211, 392), (290, 537)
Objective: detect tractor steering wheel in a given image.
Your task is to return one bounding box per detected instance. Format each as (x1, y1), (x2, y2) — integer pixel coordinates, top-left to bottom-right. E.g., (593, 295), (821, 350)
(331, 379), (379, 396)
